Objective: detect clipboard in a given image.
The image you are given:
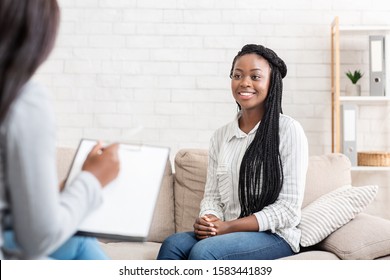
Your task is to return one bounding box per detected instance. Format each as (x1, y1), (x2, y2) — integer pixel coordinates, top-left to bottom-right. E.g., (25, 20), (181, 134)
(64, 139), (170, 241)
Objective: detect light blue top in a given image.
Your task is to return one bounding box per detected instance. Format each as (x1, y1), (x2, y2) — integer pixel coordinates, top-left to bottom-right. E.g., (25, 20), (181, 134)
(0, 81), (102, 259)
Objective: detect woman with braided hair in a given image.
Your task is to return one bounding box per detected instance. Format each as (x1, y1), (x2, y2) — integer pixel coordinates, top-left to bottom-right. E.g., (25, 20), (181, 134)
(157, 44), (308, 260)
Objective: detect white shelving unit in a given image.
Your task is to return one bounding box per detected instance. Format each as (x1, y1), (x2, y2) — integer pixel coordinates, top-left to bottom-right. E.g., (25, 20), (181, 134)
(351, 166), (390, 171)
(339, 96), (390, 103)
(339, 26), (390, 32)
(331, 17), (390, 171)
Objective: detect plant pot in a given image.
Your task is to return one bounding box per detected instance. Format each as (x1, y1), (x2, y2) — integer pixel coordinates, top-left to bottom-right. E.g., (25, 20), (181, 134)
(345, 84), (361, 96)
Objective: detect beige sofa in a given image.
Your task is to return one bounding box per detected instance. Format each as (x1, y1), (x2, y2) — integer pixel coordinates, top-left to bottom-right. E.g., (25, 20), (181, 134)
(57, 148), (390, 260)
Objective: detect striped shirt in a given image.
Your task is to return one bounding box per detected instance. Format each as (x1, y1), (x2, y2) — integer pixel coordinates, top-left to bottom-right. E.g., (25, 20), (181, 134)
(199, 113), (308, 252)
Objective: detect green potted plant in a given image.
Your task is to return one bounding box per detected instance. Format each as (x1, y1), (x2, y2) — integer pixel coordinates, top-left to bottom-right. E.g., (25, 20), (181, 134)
(345, 70), (363, 96)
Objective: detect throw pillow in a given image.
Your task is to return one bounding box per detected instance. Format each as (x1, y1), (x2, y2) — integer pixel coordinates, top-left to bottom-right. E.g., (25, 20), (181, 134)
(174, 149), (208, 233)
(298, 185), (378, 247)
(318, 213), (390, 259)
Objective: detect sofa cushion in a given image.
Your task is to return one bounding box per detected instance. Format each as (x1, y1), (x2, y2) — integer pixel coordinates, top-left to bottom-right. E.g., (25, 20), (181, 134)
(318, 213), (390, 260)
(302, 153), (351, 208)
(100, 241), (161, 260)
(299, 185), (378, 247)
(56, 147), (76, 181)
(174, 149), (208, 233)
(147, 160), (175, 242)
(280, 250), (340, 260)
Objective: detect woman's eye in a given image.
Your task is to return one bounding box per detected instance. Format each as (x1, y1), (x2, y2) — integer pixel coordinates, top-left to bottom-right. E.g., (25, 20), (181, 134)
(251, 76), (261, 80)
(232, 74), (241, 80)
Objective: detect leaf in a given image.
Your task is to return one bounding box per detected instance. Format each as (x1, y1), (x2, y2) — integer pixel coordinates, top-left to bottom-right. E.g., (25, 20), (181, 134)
(345, 70), (363, 84)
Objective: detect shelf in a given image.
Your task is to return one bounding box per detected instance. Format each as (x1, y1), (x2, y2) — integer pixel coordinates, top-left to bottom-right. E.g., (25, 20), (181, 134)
(339, 96), (390, 104)
(351, 166), (390, 171)
(339, 26), (390, 32)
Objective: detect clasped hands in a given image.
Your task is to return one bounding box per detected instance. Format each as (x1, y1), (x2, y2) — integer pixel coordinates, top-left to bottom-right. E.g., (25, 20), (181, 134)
(193, 214), (230, 240)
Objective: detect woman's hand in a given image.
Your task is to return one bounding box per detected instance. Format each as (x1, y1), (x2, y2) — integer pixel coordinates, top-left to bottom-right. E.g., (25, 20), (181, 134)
(193, 214), (232, 238)
(209, 219), (231, 236)
(59, 180), (65, 192)
(82, 141), (120, 188)
(216, 215), (260, 236)
(194, 215), (260, 238)
(193, 214), (218, 239)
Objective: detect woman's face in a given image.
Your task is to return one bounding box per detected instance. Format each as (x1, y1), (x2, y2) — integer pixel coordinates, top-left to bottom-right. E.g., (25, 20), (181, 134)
(231, 53), (271, 113)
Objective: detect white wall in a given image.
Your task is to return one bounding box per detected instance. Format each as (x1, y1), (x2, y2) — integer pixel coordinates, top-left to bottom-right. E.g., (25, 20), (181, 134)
(34, 0), (390, 159)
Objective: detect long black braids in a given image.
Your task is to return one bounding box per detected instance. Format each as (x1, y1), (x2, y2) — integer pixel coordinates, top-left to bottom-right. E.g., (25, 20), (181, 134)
(229, 44), (287, 218)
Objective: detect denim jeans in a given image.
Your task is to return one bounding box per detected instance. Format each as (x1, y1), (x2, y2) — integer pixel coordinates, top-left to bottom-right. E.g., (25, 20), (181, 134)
(3, 230), (109, 260)
(157, 231), (294, 260)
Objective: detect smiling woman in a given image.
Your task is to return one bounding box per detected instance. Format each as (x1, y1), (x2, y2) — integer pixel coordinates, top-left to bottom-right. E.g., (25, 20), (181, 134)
(157, 44), (309, 260)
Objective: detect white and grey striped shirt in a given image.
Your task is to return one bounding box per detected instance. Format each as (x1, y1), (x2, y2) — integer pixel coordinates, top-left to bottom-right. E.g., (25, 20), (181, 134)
(199, 113), (308, 252)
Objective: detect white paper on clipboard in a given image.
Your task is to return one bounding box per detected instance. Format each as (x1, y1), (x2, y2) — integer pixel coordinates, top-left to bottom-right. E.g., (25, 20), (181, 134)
(64, 139), (170, 241)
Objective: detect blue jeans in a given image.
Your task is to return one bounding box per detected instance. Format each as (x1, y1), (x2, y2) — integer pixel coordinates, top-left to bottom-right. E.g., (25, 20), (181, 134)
(157, 231), (294, 260)
(3, 230), (109, 260)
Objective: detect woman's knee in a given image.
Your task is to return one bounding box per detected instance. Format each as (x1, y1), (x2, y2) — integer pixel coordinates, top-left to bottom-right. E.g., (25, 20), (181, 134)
(188, 240), (217, 260)
(158, 232), (196, 260)
(161, 232), (187, 248)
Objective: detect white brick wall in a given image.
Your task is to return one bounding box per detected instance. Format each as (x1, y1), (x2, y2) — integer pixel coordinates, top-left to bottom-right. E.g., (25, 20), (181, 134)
(34, 0), (390, 159)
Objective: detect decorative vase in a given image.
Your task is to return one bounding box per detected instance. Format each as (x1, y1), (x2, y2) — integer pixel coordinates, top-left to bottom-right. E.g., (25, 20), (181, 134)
(345, 84), (361, 96)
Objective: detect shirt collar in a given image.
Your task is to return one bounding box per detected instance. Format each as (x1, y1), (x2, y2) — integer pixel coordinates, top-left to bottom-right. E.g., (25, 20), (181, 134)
(227, 112), (261, 142)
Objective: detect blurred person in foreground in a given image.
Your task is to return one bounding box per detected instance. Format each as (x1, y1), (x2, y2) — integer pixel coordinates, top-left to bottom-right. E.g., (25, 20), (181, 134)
(0, 0), (120, 260)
